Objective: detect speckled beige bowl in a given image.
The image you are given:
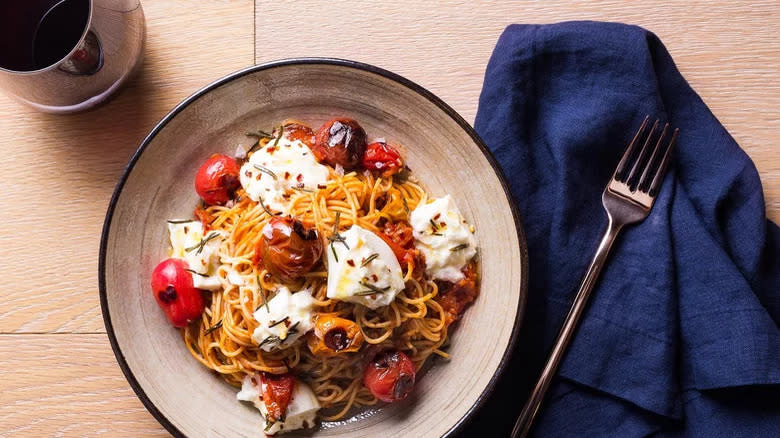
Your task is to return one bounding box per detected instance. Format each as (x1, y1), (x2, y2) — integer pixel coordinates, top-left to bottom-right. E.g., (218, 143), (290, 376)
(100, 59), (527, 438)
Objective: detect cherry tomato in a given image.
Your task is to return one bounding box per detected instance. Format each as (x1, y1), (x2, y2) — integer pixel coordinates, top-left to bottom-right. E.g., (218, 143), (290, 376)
(151, 258), (204, 327)
(194, 154), (241, 205)
(378, 222), (426, 279)
(312, 118), (367, 169)
(362, 141), (404, 177)
(260, 372), (295, 422)
(436, 261), (478, 326)
(363, 350), (416, 403)
(255, 217), (323, 282)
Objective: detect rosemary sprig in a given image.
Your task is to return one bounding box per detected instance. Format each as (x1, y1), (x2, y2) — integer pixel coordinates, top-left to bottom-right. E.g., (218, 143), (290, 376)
(328, 212), (350, 249)
(264, 418), (276, 432)
(361, 253), (379, 267)
(204, 320), (223, 335)
(256, 274), (270, 313)
(184, 268), (209, 277)
(429, 219), (441, 232)
(167, 219), (195, 224)
(253, 164), (278, 180)
(246, 139), (261, 155)
(450, 243), (469, 252)
(291, 186), (314, 193)
(184, 232), (219, 254)
(268, 316), (289, 328)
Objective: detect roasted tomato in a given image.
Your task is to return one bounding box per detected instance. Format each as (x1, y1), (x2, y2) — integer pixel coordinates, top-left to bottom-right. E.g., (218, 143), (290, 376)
(313, 118), (367, 169)
(307, 315), (364, 355)
(255, 217), (323, 282)
(260, 372), (295, 422)
(194, 154), (241, 205)
(363, 350), (416, 403)
(378, 222), (425, 278)
(436, 262), (479, 326)
(151, 258), (204, 327)
(362, 141), (404, 177)
(283, 122), (316, 147)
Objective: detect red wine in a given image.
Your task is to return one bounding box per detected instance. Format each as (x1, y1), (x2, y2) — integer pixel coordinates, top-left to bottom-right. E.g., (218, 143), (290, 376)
(0, 0), (89, 72)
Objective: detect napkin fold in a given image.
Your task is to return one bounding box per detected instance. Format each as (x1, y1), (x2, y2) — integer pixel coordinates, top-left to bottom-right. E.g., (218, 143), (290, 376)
(462, 22), (780, 437)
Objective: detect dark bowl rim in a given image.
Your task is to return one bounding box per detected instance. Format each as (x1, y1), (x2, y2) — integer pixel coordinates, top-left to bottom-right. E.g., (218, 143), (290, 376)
(98, 57), (529, 438)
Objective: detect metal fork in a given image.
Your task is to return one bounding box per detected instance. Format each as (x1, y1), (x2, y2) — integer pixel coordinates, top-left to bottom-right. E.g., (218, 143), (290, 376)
(511, 117), (679, 438)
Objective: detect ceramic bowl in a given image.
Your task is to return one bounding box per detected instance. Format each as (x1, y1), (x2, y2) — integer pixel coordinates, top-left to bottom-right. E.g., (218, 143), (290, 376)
(100, 58), (527, 438)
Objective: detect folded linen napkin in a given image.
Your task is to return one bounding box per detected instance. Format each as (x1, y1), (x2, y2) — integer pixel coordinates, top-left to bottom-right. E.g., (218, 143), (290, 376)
(460, 22), (780, 437)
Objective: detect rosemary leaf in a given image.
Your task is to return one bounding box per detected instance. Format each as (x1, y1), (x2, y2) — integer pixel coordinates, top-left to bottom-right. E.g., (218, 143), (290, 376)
(330, 242), (339, 262)
(246, 130), (273, 139)
(402, 197), (410, 214)
(273, 125), (283, 146)
(253, 164), (278, 180)
(184, 268), (209, 277)
(361, 253), (379, 267)
(268, 316), (289, 328)
(167, 219), (195, 224)
(258, 196), (272, 216)
(450, 243), (469, 252)
(256, 274), (270, 313)
(358, 281), (391, 294)
(204, 320), (223, 335)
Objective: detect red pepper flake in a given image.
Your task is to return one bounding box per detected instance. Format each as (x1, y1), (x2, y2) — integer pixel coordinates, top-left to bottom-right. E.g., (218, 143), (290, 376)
(347, 259), (355, 267)
(433, 213), (441, 220)
(296, 182), (305, 189)
(245, 170), (252, 177)
(371, 274), (378, 282)
(267, 146), (277, 155)
(255, 173), (262, 181)
(296, 174), (303, 182)
(284, 171), (290, 180)
(317, 184), (327, 189)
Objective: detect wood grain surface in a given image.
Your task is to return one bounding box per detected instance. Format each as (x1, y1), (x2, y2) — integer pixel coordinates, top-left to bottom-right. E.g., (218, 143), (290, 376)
(0, 1), (777, 436)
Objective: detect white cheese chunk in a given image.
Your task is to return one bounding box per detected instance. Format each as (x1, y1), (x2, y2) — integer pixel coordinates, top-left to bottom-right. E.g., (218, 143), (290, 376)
(326, 225), (405, 309)
(251, 287), (315, 351)
(410, 195), (477, 282)
(237, 374), (320, 435)
(167, 220), (224, 290)
(239, 135), (329, 213)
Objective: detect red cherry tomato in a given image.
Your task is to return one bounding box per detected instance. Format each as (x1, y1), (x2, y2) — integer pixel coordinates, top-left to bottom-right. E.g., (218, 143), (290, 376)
(312, 118), (367, 169)
(255, 217), (323, 282)
(194, 154), (241, 205)
(363, 350), (416, 403)
(151, 258), (204, 327)
(260, 372), (296, 422)
(362, 141), (404, 177)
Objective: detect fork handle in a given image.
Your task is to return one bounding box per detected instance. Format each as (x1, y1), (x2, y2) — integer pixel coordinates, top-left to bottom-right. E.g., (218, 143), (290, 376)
(511, 218), (623, 438)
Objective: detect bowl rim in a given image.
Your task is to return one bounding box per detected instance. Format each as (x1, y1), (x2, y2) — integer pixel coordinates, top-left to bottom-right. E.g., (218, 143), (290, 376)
(98, 57), (529, 438)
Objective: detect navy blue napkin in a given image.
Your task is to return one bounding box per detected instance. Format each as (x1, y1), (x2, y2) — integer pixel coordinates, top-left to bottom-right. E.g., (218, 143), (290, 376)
(461, 22), (780, 437)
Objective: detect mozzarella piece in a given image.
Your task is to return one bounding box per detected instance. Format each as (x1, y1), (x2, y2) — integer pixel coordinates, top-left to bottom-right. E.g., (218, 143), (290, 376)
(237, 374), (320, 435)
(410, 195), (477, 282)
(251, 287), (315, 352)
(239, 135), (329, 213)
(326, 225), (405, 309)
(167, 221), (224, 290)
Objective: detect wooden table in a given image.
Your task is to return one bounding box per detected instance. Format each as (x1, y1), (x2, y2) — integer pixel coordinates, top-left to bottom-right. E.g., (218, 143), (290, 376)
(1, 1), (777, 436)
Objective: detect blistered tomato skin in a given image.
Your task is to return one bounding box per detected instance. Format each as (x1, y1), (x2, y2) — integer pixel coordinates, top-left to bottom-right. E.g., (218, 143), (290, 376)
(313, 118), (367, 169)
(362, 142), (404, 177)
(255, 217), (323, 282)
(363, 350), (416, 403)
(151, 258), (204, 327)
(194, 154), (241, 205)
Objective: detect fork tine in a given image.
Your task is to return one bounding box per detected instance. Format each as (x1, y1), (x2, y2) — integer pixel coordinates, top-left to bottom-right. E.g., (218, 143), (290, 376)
(638, 123), (670, 192)
(648, 128), (678, 196)
(626, 119), (659, 188)
(614, 116), (650, 180)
